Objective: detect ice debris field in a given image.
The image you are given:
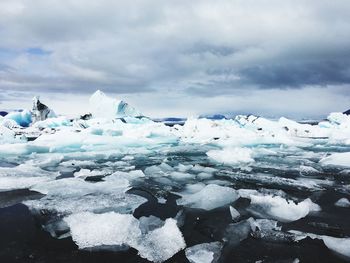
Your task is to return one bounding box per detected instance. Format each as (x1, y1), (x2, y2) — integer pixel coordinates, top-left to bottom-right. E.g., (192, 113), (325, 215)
(1, 90), (350, 262)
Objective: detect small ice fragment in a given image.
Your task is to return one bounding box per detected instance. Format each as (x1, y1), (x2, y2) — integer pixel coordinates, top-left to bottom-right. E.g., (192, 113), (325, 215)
(335, 198), (350, 207)
(185, 242), (223, 263)
(229, 206), (240, 220)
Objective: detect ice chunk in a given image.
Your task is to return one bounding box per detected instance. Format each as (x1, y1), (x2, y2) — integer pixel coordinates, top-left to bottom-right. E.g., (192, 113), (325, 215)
(137, 218), (186, 262)
(177, 184), (239, 210)
(0, 176), (50, 191)
(32, 96), (56, 123)
(335, 198), (350, 207)
(229, 206), (240, 220)
(29, 177), (128, 196)
(185, 242), (223, 263)
(320, 152), (350, 167)
(327, 112), (350, 125)
(290, 230), (350, 258)
(0, 125), (18, 144)
(299, 165), (320, 175)
(89, 90), (142, 119)
(170, 171), (195, 181)
(223, 218), (256, 247)
(0, 163), (58, 191)
(32, 116), (71, 129)
(24, 191), (146, 215)
(64, 212), (141, 249)
(74, 168), (107, 179)
(4, 110), (32, 127)
(207, 147), (254, 165)
(251, 219), (297, 243)
(248, 195), (321, 222)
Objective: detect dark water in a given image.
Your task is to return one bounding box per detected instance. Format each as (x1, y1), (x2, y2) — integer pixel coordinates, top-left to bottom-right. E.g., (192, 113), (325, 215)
(1, 145), (350, 263)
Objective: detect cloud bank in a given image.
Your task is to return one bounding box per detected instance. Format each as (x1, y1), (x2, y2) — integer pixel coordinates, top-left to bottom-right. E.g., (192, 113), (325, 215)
(0, 0), (350, 117)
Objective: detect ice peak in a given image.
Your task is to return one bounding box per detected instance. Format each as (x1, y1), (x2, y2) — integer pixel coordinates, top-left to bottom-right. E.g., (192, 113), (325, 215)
(89, 90), (142, 119)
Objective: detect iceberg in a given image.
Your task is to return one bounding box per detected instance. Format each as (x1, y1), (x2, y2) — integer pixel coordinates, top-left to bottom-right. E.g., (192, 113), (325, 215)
(89, 90), (142, 119)
(32, 96), (56, 123)
(4, 110), (32, 127)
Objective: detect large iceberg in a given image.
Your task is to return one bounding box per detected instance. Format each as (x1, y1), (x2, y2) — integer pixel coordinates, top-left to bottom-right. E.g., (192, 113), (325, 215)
(89, 90), (142, 119)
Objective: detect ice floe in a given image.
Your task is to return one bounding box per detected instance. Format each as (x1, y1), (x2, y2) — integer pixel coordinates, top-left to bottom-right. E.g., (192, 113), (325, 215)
(207, 147), (254, 165)
(64, 212), (141, 249)
(177, 184), (239, 210)
(244, 192), (321, 222)
(185, 242), (223, 263)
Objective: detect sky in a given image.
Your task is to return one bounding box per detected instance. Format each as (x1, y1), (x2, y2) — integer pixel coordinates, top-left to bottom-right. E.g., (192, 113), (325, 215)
(0, 0), (350, 118)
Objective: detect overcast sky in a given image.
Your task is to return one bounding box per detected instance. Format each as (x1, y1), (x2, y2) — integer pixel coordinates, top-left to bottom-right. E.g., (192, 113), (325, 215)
(1, 0), (350, 118)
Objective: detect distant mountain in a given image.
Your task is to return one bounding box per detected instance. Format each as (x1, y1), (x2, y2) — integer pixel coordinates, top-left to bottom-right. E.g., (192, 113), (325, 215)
(199, 114), (227, 120)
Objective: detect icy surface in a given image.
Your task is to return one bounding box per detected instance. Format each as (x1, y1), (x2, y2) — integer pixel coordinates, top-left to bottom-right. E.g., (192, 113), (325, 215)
(2, 91), (350, 262)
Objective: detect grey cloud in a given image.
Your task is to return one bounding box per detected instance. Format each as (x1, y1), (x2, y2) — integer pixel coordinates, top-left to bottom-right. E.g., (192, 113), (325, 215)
(1, 0), (350, 116)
